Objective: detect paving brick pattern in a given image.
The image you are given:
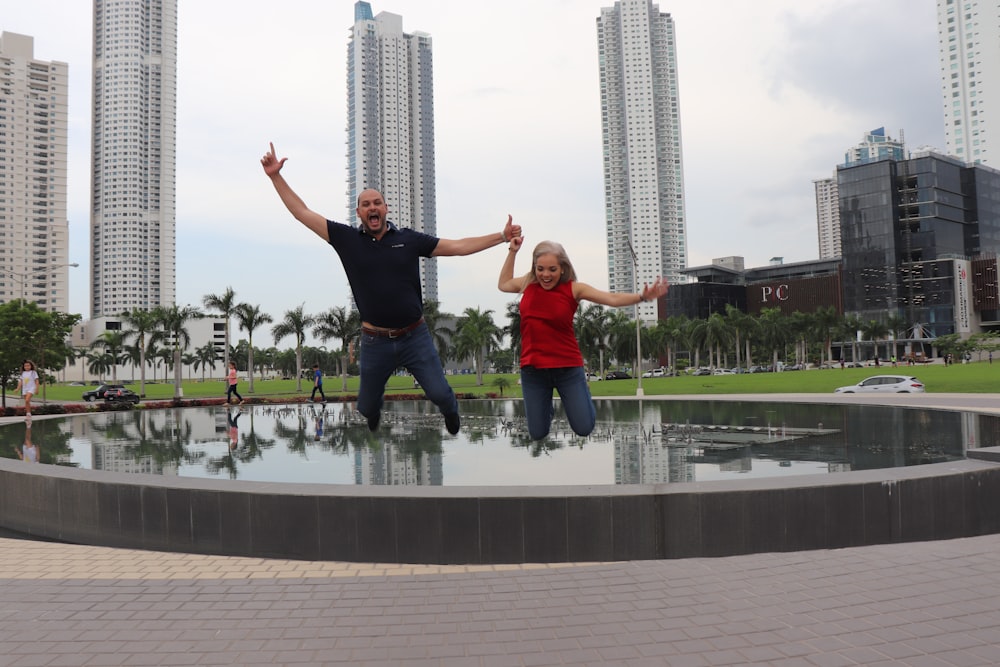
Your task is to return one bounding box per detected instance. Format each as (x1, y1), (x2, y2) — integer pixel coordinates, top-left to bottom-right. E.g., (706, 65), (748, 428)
(2, 534), (1000, 666)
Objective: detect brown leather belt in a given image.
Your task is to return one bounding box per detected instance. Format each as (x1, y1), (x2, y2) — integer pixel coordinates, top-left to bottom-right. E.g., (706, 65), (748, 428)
(362, 316), (425, 339)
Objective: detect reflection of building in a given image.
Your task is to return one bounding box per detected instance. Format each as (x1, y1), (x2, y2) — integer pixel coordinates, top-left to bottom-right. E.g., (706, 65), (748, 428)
(354, 444), (442, 486)
(597, 0), (687, 323)
(614, 437), (688, 484)
(0, 32), (71, 313)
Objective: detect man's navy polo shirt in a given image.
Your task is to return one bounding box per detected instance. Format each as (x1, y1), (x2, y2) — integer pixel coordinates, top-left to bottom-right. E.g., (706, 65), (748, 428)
(326, 219), (439, 328)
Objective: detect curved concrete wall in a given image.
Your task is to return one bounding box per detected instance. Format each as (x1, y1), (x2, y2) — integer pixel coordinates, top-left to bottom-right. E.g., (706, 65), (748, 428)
(2, 456), (1000, 564)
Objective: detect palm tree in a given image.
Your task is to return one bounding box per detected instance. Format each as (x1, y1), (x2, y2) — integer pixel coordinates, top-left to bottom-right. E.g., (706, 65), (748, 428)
(120, 308), (160, 397)
(702, 312), (732, 369)
(89, 331), (127, 383)
(234, 303), (273, 393)
(606, 309), (636, 372)
(313, 306), (359, 392)
(813, 306), (841, 366)
(723, 304), (751, 371)
(422, 299), (455, 366)
(151, 304), (200, 398)
(272, 304), (315, 392)
(886, 313), (908, 362)
(202, 287), (238, 375)
(575, 304), (610, 377)
(756, 308), (789, 371)
(504, 300), (523, 360)
(452, 307), (502, 386)
(841, 314), (864, 363)
(861, 319), (891, 363)
(86, 350), (113, 381)
(194, 341), (218, 382)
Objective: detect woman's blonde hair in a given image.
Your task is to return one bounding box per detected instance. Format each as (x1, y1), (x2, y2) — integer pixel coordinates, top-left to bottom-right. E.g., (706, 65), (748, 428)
(523, 241), (578, 286)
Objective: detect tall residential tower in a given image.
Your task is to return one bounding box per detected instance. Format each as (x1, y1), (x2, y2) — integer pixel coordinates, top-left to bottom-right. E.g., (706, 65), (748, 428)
(597, 0), (687, 323)
(0, 32), (71, 312)
(347, 1), (437, 302)
(937, 0), (999, 165)
(91, 0), (177, 318)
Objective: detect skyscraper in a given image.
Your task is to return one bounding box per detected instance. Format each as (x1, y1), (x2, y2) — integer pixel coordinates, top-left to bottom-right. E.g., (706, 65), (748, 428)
(813, 176), (840, 260)
(815, 128), (907, 259)
(597, 0), (687, 323)
(937, 0), (999, 165)
(0, 32), (71, 313)
(90, 0), (177, 318)
(347, 1), (437, 302)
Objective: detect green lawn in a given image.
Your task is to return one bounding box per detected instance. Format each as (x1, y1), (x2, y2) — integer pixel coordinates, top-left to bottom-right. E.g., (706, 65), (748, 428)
(37, 361), (1000, 403)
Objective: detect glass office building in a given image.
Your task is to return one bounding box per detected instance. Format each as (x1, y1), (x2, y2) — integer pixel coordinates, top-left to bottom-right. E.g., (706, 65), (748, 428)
(838, 151), (1000, 338)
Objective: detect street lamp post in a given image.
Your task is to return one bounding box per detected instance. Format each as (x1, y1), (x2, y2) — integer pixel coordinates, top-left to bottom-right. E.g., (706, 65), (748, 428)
(6, 262), (79, 306)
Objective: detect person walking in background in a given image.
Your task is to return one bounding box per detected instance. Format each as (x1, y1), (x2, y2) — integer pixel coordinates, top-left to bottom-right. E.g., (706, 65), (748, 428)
(15, 360), (39, 418)
(226, 361), (244, 405)
(499, 237), (668, 440)
(261, 142), (520, 435)
(310, 363), (326, 402)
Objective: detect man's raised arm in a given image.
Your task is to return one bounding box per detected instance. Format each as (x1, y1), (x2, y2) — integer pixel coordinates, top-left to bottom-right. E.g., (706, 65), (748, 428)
(433, 214), (521, 257)
(261, 142), (329, 242)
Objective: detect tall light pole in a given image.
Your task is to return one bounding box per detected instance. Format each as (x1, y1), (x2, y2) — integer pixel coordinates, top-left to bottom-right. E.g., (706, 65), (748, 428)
(626, 239), (643, 397)
(6, 262), (79, 308)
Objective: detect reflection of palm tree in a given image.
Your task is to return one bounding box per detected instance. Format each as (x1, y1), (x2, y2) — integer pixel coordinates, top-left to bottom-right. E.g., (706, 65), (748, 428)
(272, 406), (314, 454)
(0, 420), (75, 465)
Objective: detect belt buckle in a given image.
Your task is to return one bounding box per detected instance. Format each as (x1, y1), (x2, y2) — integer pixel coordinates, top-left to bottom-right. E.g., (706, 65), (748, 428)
(388, 329), (399, 339)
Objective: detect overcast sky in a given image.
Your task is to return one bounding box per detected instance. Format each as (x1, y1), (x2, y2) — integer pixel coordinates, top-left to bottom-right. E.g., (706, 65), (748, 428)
(3, 0), (944, 344)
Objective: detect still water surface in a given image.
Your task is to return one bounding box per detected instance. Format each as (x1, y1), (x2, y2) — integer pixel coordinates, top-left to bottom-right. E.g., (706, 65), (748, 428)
(0, 399), (991, 486)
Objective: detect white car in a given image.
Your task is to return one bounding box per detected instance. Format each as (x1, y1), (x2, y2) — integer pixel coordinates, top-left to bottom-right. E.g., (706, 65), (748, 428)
(641, 368), (666, 378)
(834, 375), (925, 393)
(712, 369), (735, 376)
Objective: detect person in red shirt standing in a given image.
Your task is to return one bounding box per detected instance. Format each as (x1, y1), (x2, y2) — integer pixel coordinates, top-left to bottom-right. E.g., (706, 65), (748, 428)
(499, 237), (668, 440)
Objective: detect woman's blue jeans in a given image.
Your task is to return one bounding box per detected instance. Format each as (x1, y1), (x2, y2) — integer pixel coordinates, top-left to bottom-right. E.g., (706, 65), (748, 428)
(357, 322), (458, 419)
(520, 365), (596, 440)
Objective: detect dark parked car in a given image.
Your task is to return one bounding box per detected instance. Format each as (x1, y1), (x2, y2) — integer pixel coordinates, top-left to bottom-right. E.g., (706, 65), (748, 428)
(82, 384), (125, 402)
(105, 387), (141, 405)
(605, 371), (632, 380)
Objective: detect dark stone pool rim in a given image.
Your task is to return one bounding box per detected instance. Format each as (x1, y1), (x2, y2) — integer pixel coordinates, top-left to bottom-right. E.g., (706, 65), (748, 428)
(2, 452), (1000, 564)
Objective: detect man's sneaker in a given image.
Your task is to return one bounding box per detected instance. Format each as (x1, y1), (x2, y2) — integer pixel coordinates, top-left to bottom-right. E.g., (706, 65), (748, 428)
(367, 411), (380, 432)
(444, 412), (460, 435)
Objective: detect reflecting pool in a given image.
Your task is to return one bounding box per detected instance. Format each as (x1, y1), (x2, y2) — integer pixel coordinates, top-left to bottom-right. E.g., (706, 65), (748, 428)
(0, 399), (993, 486)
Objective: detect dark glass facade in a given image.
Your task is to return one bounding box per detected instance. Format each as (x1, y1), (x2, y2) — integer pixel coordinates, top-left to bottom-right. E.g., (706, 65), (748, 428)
(838, 154), (1000, 338)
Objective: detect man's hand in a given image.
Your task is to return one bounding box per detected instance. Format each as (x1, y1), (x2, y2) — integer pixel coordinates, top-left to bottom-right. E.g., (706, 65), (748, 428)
(261, 142), (287, 177)
(503, 215), (522, 242)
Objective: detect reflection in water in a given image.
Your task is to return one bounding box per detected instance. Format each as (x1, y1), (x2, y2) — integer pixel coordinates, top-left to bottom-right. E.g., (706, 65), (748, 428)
(0, 400), (993, 487)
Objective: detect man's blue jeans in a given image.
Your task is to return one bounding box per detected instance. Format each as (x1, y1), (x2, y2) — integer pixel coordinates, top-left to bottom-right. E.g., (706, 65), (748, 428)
(357, 322), (458, 420)
(520, 366), (596, 440)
